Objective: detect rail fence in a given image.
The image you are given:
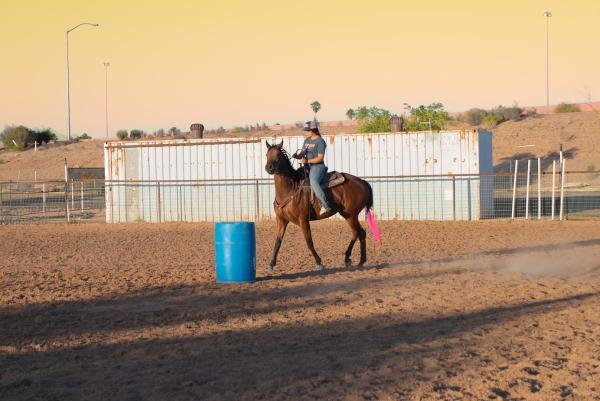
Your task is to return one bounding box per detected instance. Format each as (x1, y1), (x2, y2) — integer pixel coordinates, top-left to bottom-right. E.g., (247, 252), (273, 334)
(1, 171), (599, 224)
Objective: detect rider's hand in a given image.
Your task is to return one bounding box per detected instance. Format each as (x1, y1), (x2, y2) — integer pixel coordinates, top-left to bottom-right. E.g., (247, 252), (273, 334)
(302, 158), (308, 165)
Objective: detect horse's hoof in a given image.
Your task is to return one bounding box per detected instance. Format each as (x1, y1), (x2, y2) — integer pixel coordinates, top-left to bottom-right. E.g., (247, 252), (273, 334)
(266, 265), (274, 275)
(316, 264), (325, 271)
(344, 260), (352, 268)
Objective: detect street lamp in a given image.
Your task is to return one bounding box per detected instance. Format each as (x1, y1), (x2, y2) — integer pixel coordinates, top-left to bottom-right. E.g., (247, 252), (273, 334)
(544, 11), (552, 109)
(66, 22), (99, 141)
(103, 62), (110, 138)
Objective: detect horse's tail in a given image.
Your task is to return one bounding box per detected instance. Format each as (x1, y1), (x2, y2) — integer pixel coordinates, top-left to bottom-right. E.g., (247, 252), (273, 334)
(363, 180), (382, 243)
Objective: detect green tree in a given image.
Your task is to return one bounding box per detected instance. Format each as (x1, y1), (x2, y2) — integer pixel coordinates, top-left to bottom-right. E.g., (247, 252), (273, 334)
(130, 129), (144, 139)
(116, 130), (128, 140)
(2, 126), (30, 150)
(310, 101), (321, 120)
(348, 106), (393, 133)
(403, 102), (450, 131)
(346, 108), (355, 120)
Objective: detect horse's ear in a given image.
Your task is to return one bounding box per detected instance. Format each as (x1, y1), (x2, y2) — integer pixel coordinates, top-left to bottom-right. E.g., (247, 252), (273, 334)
(277, 140), (283, 149)
(265, 140), (271, 149)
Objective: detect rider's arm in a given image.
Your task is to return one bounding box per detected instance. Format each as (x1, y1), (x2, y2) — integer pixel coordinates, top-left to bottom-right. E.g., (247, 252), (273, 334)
(306, 153), (324, 164)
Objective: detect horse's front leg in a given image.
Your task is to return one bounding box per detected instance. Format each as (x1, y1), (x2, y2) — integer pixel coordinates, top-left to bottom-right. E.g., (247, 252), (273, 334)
(299, 218), (323, 271)
(268, 215), (289, 274)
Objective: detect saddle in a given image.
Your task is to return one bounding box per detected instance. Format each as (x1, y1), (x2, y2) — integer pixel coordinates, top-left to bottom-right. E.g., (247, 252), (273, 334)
(302, 171), (346, 189)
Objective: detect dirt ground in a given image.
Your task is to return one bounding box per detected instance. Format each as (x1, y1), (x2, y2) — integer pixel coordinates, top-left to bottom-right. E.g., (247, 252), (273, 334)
(1, 220), (600, 401)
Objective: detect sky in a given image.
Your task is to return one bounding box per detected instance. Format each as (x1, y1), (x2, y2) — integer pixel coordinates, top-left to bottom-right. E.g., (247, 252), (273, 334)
(1, 0), (599, 138)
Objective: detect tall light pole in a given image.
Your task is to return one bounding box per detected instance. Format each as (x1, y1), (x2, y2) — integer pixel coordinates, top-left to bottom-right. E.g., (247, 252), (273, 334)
(66, 22), (99, 142)
(544, 11), (552, 109)
(103, 62), (110, 138)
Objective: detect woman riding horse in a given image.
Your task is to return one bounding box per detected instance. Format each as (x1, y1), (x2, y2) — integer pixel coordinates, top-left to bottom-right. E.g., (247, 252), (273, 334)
(299, 120), (332, 216)
(264, 137), (381, 273)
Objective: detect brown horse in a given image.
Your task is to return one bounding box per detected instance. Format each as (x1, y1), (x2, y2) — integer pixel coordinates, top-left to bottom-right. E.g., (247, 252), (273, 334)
(264, 140), (380, 273)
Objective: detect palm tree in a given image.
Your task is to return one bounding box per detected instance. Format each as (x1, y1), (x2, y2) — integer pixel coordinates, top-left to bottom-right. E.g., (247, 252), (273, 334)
(346, 108), (355, 120)
(310, 101), (321, 120)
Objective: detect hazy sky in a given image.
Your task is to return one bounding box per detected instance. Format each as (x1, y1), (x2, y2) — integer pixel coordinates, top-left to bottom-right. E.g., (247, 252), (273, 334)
(1, 0), (599, 137)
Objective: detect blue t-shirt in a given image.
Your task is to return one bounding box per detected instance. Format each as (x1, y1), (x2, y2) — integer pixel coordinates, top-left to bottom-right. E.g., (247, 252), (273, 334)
(303, 136), (326, 163)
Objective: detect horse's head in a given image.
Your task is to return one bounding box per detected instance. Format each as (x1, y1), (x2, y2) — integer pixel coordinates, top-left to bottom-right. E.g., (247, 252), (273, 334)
(264, 140), (285, 175)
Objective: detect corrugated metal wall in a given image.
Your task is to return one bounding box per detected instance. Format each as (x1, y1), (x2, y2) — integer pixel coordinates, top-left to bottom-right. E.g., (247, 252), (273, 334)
(104, 130), (493, 222)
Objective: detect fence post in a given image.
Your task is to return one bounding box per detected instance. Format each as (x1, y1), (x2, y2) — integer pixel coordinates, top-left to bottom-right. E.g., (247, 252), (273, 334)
(525, 160), (531, 219)
(80, 182), (84, 213)
(537, 158), (541, 220)
(43, 183), (47, 217)
(64, 158), (70, 223)
(255, 180), (260, 221)
(559, 160), (566, 220)
(71, 181), (74, 209)
(551, 160), (556, 220)
(452, 174), (456, 221)
(0, 183), (3, 223)
(157, 182), (162, 223)
(64, 182), (70, 223)
(511, 160), (519, 219)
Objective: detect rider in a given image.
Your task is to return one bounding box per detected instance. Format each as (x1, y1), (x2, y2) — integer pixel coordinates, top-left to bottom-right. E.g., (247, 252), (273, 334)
(301, 120), (332, 215)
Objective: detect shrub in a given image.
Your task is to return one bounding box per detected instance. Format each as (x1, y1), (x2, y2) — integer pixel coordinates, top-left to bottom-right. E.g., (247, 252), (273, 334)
(30, 128), (58, 144)
(116, 130), (128, 140)
(587, 164), (597, 172)
(348, 106), (392, 133)
(2, 126), (31, 150)
(461, 108), (488, 125)
(0, 158), (6, 164)
(1, 126), (58, 150)
(482, 114), (503, 128)
(555, 103), (581, 113)
(129, 129), (144, 139)
(490, 105), (522, 122)
(230, 126), (245, 133)
(403, 102), (450, 131)
(169, 127), (181, 136)
(76, 133), (91, 140)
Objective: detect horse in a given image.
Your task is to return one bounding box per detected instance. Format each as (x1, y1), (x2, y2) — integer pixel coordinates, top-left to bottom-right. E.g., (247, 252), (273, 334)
(264, 140), (381, 273)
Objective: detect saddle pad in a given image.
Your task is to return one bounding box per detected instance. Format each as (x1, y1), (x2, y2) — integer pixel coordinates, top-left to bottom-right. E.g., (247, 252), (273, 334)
(303, 171), (346, 189)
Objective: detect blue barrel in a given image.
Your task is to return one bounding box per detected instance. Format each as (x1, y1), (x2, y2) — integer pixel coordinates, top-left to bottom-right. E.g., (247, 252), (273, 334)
(214, 222), (256, 283)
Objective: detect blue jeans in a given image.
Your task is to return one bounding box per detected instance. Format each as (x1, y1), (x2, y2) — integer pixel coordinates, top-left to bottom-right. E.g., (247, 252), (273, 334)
(309, 163), (331, 210)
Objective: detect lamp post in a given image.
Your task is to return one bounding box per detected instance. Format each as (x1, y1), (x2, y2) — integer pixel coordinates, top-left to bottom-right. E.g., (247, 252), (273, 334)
(103, 62), (110, 138)
(544, 11), (552, 109)
(66, 22), (99, 142)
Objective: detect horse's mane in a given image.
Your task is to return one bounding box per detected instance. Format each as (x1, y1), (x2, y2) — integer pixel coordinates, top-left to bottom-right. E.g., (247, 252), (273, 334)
(273, 146), (303, 181)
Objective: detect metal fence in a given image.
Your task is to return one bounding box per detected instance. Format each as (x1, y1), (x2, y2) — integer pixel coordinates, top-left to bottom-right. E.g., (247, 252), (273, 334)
(1, 171), (599, 224)
(0, 180), (105, 224)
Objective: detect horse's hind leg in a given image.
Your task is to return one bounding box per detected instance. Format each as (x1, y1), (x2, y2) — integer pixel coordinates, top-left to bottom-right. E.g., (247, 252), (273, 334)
(357, 224), (367, 266)
(343, 214), (360, 267)
(299, 218), (323, 270)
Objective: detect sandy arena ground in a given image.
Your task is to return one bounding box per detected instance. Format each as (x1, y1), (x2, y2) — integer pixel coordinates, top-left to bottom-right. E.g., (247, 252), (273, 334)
(1, 220), (600, 401)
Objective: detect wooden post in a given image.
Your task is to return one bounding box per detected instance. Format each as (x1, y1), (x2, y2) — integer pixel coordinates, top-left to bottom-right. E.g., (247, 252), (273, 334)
(537, 158), (542, 220)
(71, 181), (74, 209)
(511, 160), (519, 219)
(525, 160), (531, 219)
(64, 158), (70, 223)
(80, 182), (84, 212)
(551, 160), (556, 220)
(560, 160), (566, 220)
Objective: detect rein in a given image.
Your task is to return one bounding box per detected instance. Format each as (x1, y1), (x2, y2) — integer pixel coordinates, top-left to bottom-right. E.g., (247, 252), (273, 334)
(271, 148), (307, 211)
